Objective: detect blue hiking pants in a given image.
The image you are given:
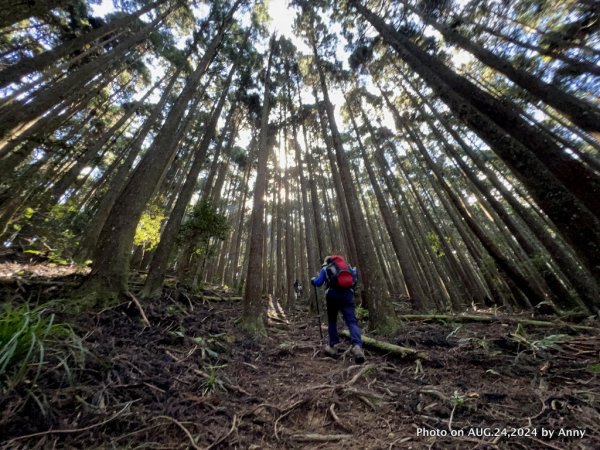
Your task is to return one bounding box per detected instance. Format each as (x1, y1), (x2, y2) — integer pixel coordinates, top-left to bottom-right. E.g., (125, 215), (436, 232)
(326, 289), (363, 348)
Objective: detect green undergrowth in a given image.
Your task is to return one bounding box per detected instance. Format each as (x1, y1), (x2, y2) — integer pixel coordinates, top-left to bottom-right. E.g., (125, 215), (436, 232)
(172, 327), (234, 397)
(0, 302), (86, 396)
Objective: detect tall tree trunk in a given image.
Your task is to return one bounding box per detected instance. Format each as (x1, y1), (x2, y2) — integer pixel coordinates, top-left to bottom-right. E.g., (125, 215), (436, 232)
(402, 79), (600, 313)
(292, 125), (319, 308)
(76, 70), (180, 261)
(241, 38), (275, 336)
(201, 102), (238, 202)
(305, 150), (326, 260)
(400, 0), (600, 138)
(470, 21), (600, 77)
(0, 0), (77, 29)
(0, 0), (168, 89)
(350, 0), (600, 285)
(0, 69), (114, 160)
(141, 65), (234, 298)
(275, 169), (284, 300)
(283, 125), (296, 308)
(404, 119), (547, 308)
(313, 91), (358, 265)
(0, 11), (169, 144)
(79, 11), (236, 303)
(309, 25), (398, 334)
(346, 100), (427, 309)
(224, 137), (254, 288)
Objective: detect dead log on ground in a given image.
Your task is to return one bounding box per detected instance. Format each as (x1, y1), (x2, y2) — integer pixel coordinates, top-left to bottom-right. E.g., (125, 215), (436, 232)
(340, 330), (428, 360)
(399, 314), (597, 331)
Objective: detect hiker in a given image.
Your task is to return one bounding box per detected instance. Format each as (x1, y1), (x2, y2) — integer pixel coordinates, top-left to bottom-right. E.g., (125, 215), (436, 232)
(311, 255), (365, 364)
(293, 279), (304, 299)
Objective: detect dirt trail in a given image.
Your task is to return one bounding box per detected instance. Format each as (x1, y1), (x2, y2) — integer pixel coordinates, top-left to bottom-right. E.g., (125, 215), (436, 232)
(0, 268), (599, 449)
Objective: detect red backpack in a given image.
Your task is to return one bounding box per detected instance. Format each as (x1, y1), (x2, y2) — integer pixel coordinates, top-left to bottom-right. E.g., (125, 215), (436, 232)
(324, 255), (355, 290)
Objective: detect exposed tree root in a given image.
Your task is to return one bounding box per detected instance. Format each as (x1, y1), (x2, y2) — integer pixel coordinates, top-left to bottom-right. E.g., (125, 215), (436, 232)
(328, 403), (352, 432)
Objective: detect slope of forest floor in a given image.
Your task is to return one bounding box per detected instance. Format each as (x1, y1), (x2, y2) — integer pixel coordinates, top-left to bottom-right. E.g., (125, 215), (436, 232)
(0, 253), (599, 449)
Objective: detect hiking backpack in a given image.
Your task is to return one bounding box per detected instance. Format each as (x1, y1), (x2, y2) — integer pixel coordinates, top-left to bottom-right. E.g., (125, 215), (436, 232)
(324, 255), (356, 290)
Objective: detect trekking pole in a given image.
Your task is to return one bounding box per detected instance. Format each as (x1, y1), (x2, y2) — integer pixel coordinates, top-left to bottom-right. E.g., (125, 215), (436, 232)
(313, 285), (324, 343)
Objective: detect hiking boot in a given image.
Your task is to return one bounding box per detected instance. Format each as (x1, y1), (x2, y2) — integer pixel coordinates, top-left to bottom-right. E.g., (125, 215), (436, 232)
(324, 344), (337, 358)
(351, 345), (365, 364)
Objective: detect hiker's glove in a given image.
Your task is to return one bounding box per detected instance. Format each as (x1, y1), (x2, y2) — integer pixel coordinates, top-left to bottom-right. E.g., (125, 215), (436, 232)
(311, 277), (316, 286)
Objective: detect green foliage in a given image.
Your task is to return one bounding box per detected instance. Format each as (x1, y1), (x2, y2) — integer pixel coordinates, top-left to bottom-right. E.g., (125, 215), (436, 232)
(510, 324), (570, 354)
(126, 58), (152, 86)
(23, 207), (35, 220)
(450, 390), (465, 407)
(348, 43), (374, 70)
(0, 303), (85, 395)
(23, 201), (91, 262)
(191, 335), (221, 360)
(530, 334), (570, 352)
(171, 329), (227, 360)
(134, 205), (165, 251)
(200, 364), (226, 396)
(250, 0), (271, 36)
(179, 201), (229, 254)
(230, 147), (248, 168)
(355, 305), (369, 321)
(427, 232), (450, 257)
(26, 250), (70, 266)
(587, 364), (600, 374)
(148, 29), (191, 72)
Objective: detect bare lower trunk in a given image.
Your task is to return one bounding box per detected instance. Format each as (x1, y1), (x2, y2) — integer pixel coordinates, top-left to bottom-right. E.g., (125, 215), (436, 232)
(241, 39), (275, 337)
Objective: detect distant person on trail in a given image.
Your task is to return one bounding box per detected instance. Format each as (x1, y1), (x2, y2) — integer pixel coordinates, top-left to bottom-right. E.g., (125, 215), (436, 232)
(293, 279), (303, 299)
(311, 255), (365, 364)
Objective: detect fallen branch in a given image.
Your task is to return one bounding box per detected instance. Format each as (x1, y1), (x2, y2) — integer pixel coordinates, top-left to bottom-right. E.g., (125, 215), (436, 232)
(290, 433), (352, 442)
(127, 292), (150, 327)
(8, 401), (133, 443)
(202, 295), (243, 302)
(0, 278), (80, 287)
(154, 416), (202, 450)
(341, 331), (428, 360)
(448, 403), (457, 432)
(398, 314), (597, 331)
(204, 289), (225, 299)
(418, 388), (450, 402)
(207, 414), (239, 449)
(344, 387), (385, 400)
(268, 315), (290, 324)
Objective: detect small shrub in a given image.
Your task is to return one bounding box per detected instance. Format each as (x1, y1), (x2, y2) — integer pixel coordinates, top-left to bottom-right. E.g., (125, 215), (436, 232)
(356, 305), (369, 321)
(200, 364), (226, 396)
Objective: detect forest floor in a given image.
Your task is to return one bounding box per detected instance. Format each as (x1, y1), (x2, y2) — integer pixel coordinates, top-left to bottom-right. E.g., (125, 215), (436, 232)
(0, 253), (599, 449)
